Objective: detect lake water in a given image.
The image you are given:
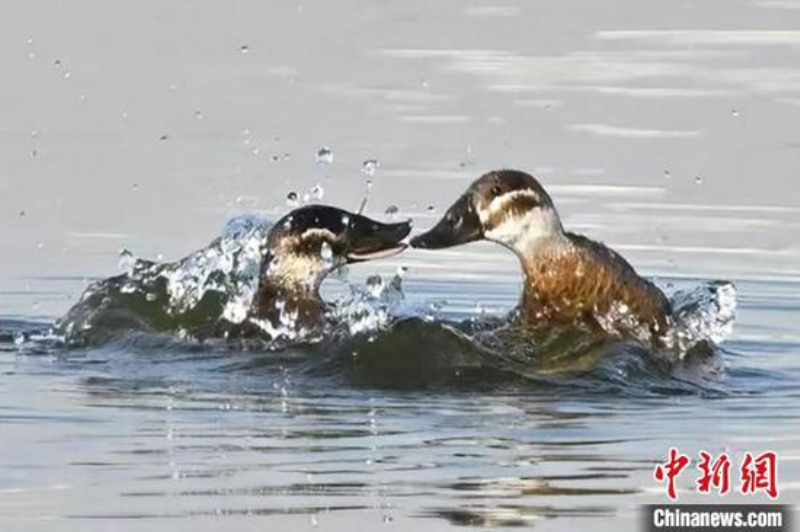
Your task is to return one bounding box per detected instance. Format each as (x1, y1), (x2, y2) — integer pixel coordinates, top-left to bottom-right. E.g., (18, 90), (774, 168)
(1, 0), (799, 530)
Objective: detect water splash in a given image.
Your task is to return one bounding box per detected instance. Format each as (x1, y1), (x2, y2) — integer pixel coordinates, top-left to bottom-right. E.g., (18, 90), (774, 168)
(329, 269), (407, 336)
(55, 216), (273, 345)
(118, 248), (136, 274)
(667, 280), (737, 352)
(361, 159), (379, 176)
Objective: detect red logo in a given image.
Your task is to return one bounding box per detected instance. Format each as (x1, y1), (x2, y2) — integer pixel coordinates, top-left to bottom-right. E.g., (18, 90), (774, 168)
(697, 451), (732, 495)
(740, 451), (779, 499)
(653, 447), (691, 501)
(654, 449), (779, 501)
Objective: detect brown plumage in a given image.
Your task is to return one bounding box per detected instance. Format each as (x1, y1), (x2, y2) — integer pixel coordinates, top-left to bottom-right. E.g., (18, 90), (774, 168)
(520, 232), (671, 337)
(411, 169), (673, 341)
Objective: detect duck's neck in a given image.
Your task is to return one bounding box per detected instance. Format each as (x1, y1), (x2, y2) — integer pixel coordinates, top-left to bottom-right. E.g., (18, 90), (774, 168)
(251, 254), (326, 329)
(485, 207), (565, 258)
(489, 214), (573, 324)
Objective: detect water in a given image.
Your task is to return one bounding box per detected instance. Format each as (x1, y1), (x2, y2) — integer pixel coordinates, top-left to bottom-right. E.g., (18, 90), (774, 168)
(2, 0), (800, 530)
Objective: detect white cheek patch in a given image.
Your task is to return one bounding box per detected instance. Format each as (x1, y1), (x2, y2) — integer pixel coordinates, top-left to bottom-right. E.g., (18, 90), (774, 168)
(484, 207), (562, 254)
(301, 228), (337, 241)
(479, 189), (540, 224)
(268, 253), (333, 289)
(484, 213), (530, 245)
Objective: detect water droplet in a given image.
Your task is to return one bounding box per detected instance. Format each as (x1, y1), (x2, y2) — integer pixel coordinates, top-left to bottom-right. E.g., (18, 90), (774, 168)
(27, 38), (34, 45)
(663, 170), (671, 179)
(118, 248), (135, 273)
(384, 205), (399, 219)
(427, 205), (436, 212)
(695, 176), (703, 185)
(309, 184), (324, 200)
(366, 275), (384, 297)
(251, 146), (260, 155)
(270, 154), (280, 162)
(194, 110), (203, 119)
(731, 109), (740, 118)
(383, 515), (393, 523)
(286, 191), (299, 207)
(159, 134), (169, 141)
(320, 242), (333, 263)
(240, 45), (250, 54)
(63, 71), (71, 80)
(315, 146), (333, 164)
(168, 83), (178, 92)
(310, 515), (318, 528)
(13, 331), (26, 346)
(132, 183), (139, 191)
(362, 159), (379, 176)
(30, 129), (39, 139)
(146, 292), (157, 302)
(54, 59), (61, 67)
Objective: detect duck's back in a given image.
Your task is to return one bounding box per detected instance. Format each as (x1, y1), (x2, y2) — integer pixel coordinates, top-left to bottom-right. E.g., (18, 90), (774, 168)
(520, 233), (672, 336)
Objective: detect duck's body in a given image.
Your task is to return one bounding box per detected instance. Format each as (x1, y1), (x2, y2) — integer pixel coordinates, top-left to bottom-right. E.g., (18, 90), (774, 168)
(411, 170), (672, 341)
(57, 205), (410, 345)
(518, 232), (671, 335)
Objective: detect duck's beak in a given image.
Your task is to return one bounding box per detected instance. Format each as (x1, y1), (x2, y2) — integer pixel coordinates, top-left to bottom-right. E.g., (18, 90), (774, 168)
(345, 213), (411, 263)
(410, 193), (483, 249)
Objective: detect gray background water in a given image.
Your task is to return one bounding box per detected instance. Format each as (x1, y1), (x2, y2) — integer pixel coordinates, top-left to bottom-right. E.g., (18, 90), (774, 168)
(1, 0), (799, 530)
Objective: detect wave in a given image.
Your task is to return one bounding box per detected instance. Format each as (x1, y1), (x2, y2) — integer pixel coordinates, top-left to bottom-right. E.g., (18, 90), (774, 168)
(1, 216), (739, 393)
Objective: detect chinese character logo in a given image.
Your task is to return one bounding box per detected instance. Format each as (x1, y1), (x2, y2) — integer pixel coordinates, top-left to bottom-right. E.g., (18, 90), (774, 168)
(653, 447), (691, 501)
(654, 449), (779, 500)
(697, 451), (731, 495)
(740, 451), (779, 499)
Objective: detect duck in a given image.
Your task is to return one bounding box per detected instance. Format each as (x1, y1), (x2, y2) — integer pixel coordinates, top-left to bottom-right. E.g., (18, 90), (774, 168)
(410, 170), (672, 341)
(57, 205), (411, 344)
(248, 205), (410, 336)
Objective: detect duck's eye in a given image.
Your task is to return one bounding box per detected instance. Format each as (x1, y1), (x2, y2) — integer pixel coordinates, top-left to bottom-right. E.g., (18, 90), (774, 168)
(491, 185), (502, 197)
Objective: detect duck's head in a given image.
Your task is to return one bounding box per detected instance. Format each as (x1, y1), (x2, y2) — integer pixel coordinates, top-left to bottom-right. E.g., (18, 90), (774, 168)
(264, 205), (411, 289)
(410, 170), (563, 255)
